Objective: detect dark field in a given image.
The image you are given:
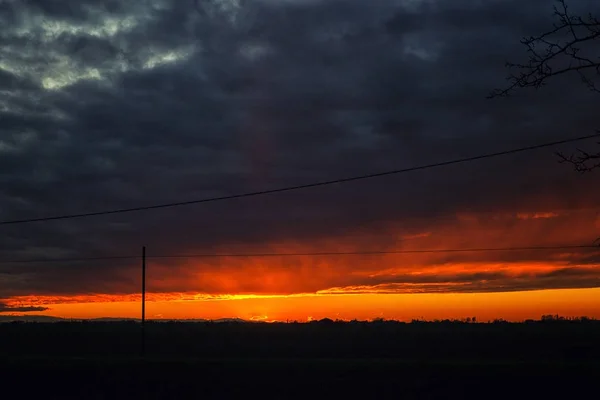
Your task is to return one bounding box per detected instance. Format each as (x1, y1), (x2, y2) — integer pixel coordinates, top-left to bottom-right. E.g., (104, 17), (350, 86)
(1, 320), (599, 399)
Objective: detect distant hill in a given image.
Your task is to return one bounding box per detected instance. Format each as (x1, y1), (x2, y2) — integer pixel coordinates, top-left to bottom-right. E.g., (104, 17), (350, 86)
(212, 318), (247, 323)
(88, 317), (140, 322)
(148, 318), (249, 323)
(0, 315), (65, 323)
(0, 315), (142, 323)
(0, 315), (252, 323)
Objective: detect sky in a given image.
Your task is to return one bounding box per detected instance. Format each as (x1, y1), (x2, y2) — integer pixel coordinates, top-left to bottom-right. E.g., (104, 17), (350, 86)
(1, 0), (599, 322)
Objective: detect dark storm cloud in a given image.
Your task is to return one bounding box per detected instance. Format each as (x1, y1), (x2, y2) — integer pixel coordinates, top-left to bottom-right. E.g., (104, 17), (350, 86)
(322, 266), (600, 294)
(1, 0), (600, 297)
(0, 301), (49, 313)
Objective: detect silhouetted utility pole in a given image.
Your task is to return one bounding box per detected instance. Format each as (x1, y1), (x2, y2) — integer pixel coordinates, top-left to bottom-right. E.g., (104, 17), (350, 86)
(141, 246), (146, 358)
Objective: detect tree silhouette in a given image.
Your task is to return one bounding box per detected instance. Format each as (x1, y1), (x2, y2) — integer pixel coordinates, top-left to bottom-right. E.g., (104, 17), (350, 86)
(489, 0), (600, 172)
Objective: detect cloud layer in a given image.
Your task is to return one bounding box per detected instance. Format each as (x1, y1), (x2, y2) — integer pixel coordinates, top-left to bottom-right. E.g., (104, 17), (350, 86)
(1, 0), (600, 304)
(0, 300), (49, 312)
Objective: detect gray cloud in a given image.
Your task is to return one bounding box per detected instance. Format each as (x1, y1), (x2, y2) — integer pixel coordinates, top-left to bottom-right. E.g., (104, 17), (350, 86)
(0, 300), (49, 313)
(320, 266), (600, 295)
(1, 0), (600, 298)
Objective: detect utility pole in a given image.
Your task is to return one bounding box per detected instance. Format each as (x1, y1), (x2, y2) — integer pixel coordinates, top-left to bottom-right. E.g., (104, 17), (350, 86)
(141, 246), (146, 358)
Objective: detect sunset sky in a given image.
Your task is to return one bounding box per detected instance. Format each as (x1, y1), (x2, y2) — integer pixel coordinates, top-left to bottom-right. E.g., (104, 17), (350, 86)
(1, 0), (599, 322)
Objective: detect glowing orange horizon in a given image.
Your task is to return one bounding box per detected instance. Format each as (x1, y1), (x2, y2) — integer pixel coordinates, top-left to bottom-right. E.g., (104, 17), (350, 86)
(3, 288), (600, 322)
(2, 208), (599, 322)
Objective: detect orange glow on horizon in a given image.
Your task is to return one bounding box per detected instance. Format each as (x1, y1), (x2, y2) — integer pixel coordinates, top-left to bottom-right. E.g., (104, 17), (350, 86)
(2, 208), (599, 322)
(3, 288), (600, 322)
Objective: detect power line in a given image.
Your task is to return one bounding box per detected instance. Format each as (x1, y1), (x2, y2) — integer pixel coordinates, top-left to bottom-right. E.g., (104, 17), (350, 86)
(0, 255), (139, 264)
(148, 245), (600, 258)
(0, 244), (597, 265)
(1, 132), (598, 226)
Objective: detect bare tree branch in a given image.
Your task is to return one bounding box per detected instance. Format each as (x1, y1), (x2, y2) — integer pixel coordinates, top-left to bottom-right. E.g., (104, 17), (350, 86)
(556, 137), (600, 172)
(489, 0), (600, 172)
(489, 0), (600, 98)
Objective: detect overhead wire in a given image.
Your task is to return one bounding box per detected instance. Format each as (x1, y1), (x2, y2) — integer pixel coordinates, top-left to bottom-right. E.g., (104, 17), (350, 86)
(1, 133), (598, 226)
(0, 244), (598, 265)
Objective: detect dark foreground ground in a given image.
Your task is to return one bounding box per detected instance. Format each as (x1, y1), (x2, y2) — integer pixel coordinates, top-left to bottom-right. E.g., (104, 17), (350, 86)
(1, 319), (599, 399)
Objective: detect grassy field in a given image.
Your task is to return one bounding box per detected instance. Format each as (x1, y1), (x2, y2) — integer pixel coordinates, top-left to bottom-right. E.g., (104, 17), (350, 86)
(2, 320), (599, 399)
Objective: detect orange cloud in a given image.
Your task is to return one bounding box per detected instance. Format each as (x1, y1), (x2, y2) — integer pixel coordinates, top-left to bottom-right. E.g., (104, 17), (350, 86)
(131, 207), (599, 296)
(516, 212), (560, 220)
(401, 232), (432, 240)
(2, 206), (599, 321)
